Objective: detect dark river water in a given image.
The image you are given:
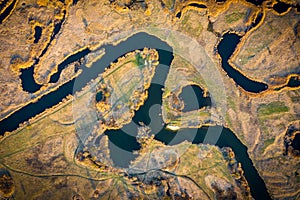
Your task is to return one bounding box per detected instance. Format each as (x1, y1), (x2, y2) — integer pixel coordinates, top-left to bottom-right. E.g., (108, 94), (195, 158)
(292, 133), (300, 150)
(287, 75), (300, 88)
(179, 85), (211, 112)
(273, 1), (290, 14)
(34, 26), (42, 43)
(0, 0), (17, 24)
(1, 32), (271, 199)
(217, 33), (268, 93)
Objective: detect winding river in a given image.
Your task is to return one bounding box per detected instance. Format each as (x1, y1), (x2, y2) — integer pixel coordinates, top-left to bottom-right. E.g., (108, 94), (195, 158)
(1, 32), (271, 199)
(217, 33), (268, 93)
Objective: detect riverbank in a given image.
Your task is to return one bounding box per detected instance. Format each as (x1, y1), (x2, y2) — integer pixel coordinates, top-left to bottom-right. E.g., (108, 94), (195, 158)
(0, 0), (299, 199)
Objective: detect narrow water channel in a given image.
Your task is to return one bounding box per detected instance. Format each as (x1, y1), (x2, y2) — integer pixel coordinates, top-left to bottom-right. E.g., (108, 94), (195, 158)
(217, 33), (268, 93)
(0, 0), (17, 24)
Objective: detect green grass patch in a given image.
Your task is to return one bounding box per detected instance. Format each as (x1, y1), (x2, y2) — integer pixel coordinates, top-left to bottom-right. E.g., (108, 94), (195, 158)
(180, 11), (203, 37)
(225, 114), (233, 128)
(258, 101), (289, 117)
(225, 12), (245, 24)
(262, 137), (275, 152)
(227, 97), (236, 110)
(181, 14), (189, 25)
(260, 125), (269, 136)
(134, 53), (145, 70)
